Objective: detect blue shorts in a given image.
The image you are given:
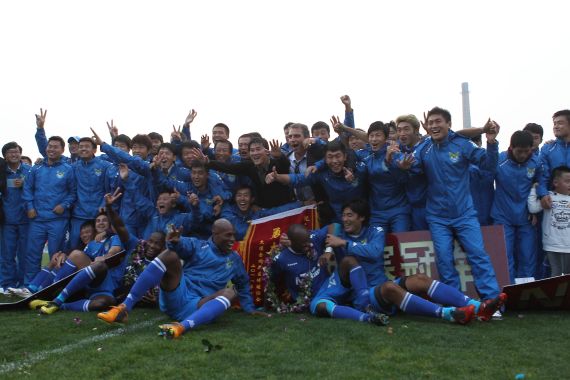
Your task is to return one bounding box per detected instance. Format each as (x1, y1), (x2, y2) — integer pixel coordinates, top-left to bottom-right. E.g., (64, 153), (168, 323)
(310, 272), (401, 316)
(86, 272), (115, 299)
(368, 278), (402, 316)
(159, 278), (202, 321)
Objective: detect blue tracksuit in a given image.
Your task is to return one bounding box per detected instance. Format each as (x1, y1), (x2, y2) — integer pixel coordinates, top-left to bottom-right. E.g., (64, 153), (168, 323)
(119, 170), (155, 238)
(407, 132), (500, 300)
(290, 163), (366, 223)
(469, 164), (495, 226)
(163, 237), (255, 320)
(400, 140), (429, 231)
(22, 159), (76, 284)
(143, 210), (195, 240)
(221, 201), (302, 241)
(100, 143), (156, 202)
(360, 145), (410, 232)
(537, 139), (570, 197)
(1, 163), (31, 287)
(492, 151), (540, 282)
(69, 157), (113, 249)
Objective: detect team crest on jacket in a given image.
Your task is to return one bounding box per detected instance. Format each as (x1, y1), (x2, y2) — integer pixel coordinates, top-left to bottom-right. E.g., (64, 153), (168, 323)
(56, 171), (65, 179)
(527, 167), (535, 179)
(449, 152), (460, 163)
(226, 258), (233, 269)
(94, 168), (102, 177)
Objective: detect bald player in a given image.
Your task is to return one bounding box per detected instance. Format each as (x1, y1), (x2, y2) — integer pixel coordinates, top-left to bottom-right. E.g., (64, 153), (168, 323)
(98, 219), (268, 338)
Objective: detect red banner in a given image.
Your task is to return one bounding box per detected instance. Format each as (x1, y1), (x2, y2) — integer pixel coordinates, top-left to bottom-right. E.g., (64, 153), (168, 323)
(237, 205), (319, 306)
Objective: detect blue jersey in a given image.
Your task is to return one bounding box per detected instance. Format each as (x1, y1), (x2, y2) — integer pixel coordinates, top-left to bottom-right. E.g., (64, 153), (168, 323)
(83, 235), (123, 261)
(167, 237), (255, 312)
(408, 132), (498, 219)
(537, 139), (570, 197)
(313, 225), (387, 287)
(271, 231), (328, 299)
(22, 160), (76, 221)
(3, 163), (31, 225)
(492, 151), (541, 225)
(72, 157), (113, 219)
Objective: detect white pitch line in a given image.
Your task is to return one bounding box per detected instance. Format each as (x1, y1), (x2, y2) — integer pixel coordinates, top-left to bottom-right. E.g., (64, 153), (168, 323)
(0, 316), (164, 375)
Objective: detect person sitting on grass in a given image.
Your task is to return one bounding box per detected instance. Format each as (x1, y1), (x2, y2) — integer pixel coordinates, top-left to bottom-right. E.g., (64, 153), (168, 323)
(29, 190), (137, 313)
(291, 200), (506, 325)
(97, 218), (269, 339)
(8, 220), (96, 298)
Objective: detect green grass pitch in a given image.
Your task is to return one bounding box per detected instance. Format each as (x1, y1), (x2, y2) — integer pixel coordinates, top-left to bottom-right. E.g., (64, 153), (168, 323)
(0, 303), (568, 379)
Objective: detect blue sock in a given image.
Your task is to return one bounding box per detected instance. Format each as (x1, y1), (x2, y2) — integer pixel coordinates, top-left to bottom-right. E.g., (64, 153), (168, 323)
(349, 266), (369, 310)
(181, 296), (230, 331)
(54, 259), (78, 282)
(427, 280), (469, 307)
(331, 305), (371, 322)
(60, 299), (91, 312)
(39, 271), (58, 290)
(399, 292), (441, 318)
(467, 299), (482, 314)
(123, 258), (166, 311)
(54, 267), (97, 306)
(28, 268), (52, 292)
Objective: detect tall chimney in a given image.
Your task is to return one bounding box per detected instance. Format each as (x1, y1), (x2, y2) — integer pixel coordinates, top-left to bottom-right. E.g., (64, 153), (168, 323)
(461, 82), (471, 129)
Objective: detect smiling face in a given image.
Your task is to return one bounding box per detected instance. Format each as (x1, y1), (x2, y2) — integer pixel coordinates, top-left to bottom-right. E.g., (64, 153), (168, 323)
(235, 187), (253, 212)
(249, 143), (268, 166)
(212, 220), (236, 254)
(146, 232), (166, 259)
(427, 114), (451, 143)
(214, 141), (232, 162)
(288, 127), (306, 154)
(341, 206), (365, 235)
(150, 139), (162, 155)
(68, 141), (79, 156)
(131, 143), (149, 159)
(368, 130), (387, 151)
(212, 126), (229, 142)
(325, 150), (346, 174)
(158, 148), (175, 170)
(553, 116), (570, 139)
(397, 121), (417, 147)
(46, 140), (64, 162)
(191, 166), (208, 190)
(156, 193), (174, 215)
(95, 214), (110, 234)
(4, 147), (21, 166)
(80, 224), (95, 245)
(78, 141), (96, 160)
(114, 141), (130, 153)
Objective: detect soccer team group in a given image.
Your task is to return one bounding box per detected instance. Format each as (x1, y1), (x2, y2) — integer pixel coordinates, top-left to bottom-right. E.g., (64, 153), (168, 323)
(1, 95), (569, 339)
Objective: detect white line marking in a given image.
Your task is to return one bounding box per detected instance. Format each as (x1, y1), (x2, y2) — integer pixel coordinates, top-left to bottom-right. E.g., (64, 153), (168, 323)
(0, 316), (164, 375)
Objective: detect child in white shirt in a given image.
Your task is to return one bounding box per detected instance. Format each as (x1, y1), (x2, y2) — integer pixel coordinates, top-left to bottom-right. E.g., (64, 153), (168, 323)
(528, 166), (570, 276)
